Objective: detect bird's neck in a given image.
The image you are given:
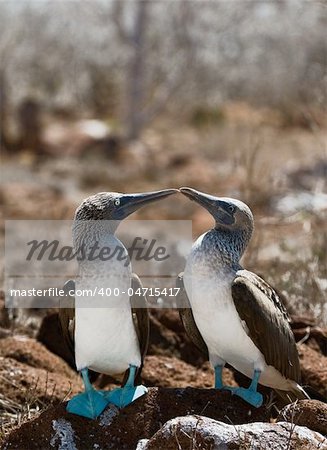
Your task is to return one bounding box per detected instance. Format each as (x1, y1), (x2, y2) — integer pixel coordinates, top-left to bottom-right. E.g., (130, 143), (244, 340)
(72, 222), (130, 270)
(73, 221), (119, 249)
(192, 228), (249, 272)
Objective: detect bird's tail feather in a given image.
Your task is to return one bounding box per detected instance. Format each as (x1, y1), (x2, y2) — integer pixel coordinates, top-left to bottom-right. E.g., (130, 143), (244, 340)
(274, 384), (310, 404)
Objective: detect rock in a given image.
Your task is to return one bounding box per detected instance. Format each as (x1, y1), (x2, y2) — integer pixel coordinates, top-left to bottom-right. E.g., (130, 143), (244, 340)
(278, 400), (327, 437)
(291, 314), (327, 356)
(0, 357), (81, 407)
(148, 313), (181, 357)
(141, 416), (327, 449)
(50, 418), (78, 449)
(0, 336), (81, 411)
(141, 355), (235, 389)
(291, 315), (317, 329)
(298, 344), (327, 397)
(151, 309), (185, 333)
(3, 387), (270, 449)
(148, 310), (206, 366)
(37, 312), (76, 369)
(0, 336), (74, 377)
(144, 355), (207, 388)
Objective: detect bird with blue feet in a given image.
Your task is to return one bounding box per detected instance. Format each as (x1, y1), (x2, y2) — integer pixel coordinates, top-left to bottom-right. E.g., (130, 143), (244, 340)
(177, 187), (310, 408)
(59, 189), (178, 419)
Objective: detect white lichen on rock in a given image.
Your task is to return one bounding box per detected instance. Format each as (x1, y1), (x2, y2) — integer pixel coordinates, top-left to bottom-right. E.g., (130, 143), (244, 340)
(99, 404), (120, 427)
(50, 419), (77, 450)
(135, 439), (149, 450)
(140, 415), (327, 449)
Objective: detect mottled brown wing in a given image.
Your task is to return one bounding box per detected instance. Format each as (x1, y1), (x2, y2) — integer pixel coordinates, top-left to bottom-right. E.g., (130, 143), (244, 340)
(129, 273), (149, 384)
(177, 272), (209, 359)
(231, 270), (300, 382)
(58, 279), (75, 360)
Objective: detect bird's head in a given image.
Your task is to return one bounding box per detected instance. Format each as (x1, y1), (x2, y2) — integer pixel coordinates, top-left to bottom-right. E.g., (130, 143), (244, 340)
(74, 189), (178, 222)
(72, 189), (177, 250)
(180, 187), (254, 257)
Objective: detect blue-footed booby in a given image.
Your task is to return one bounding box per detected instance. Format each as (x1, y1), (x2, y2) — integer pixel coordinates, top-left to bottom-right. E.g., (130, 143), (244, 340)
(178, 187), (309, 408)
(59, 189), (177, 419)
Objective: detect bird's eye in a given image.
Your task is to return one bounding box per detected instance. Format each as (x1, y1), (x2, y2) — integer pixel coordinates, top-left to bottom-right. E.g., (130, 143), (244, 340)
(228, 205), (235, 214)
(114, 199), (121, 206)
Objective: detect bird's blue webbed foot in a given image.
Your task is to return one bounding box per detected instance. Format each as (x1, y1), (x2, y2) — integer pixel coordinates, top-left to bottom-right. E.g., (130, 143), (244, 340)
(104, 384), (148, 408)
(66, 368), (108, 419)
(102, 365), (148, 408)
(233, 369), (263, 408)
(233, 387), (263, 407)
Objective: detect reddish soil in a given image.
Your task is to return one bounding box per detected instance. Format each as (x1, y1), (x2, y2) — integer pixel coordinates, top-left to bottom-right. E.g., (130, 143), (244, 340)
(1, 309), (326, 449)
(0, 337), (81, 409)
(142, 355), (236, 389)
(3, 388), (270, 450)
(0, 356), (81, 407)
(1, 274), (327, 450)
(0, 336), (75, 377)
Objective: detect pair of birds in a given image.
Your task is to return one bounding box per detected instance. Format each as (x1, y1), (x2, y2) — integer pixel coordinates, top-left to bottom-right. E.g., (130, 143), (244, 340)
(59, 187), (308, 420)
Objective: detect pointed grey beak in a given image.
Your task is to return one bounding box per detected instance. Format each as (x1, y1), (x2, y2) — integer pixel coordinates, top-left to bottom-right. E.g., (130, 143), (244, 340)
(113, 189), (178, 220)
(179, 187), (217, 212)
(179, 187), (234, 225)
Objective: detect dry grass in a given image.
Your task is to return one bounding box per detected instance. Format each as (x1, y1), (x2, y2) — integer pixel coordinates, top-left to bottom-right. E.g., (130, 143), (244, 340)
(0, 372), (72, 445)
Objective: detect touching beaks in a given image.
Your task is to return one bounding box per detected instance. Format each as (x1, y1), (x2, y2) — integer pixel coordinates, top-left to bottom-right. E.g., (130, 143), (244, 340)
(113, 189), (178, 220)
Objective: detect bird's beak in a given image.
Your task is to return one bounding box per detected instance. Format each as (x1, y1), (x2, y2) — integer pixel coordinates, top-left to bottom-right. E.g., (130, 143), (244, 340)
(179, 187), (218, 213)
(179, 187), (235, 225)
(113, 189), (178, 220)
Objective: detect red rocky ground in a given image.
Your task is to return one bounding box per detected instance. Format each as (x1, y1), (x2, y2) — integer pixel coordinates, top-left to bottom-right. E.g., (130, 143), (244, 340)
(0, 302), (326, 449)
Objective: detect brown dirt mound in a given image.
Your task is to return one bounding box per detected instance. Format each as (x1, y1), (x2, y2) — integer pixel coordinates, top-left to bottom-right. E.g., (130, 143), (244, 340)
(0, 357), (81, 407)
(0, 336), (74, 378)
(143, 355), (237, 389)
(37, 312), (76, 369)
(298, 344), (327, 398)
(148, 310), (205, 365)
(0, 336), (81, 420)
(3, 388), (271, 450)
(278, 399), (327, 437)
(291, 314), (327, 356)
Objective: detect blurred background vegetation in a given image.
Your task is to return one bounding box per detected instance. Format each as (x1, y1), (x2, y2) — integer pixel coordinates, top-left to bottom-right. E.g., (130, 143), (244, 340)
(1, 1), (326, 143)
(0, 0), (326, 324)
